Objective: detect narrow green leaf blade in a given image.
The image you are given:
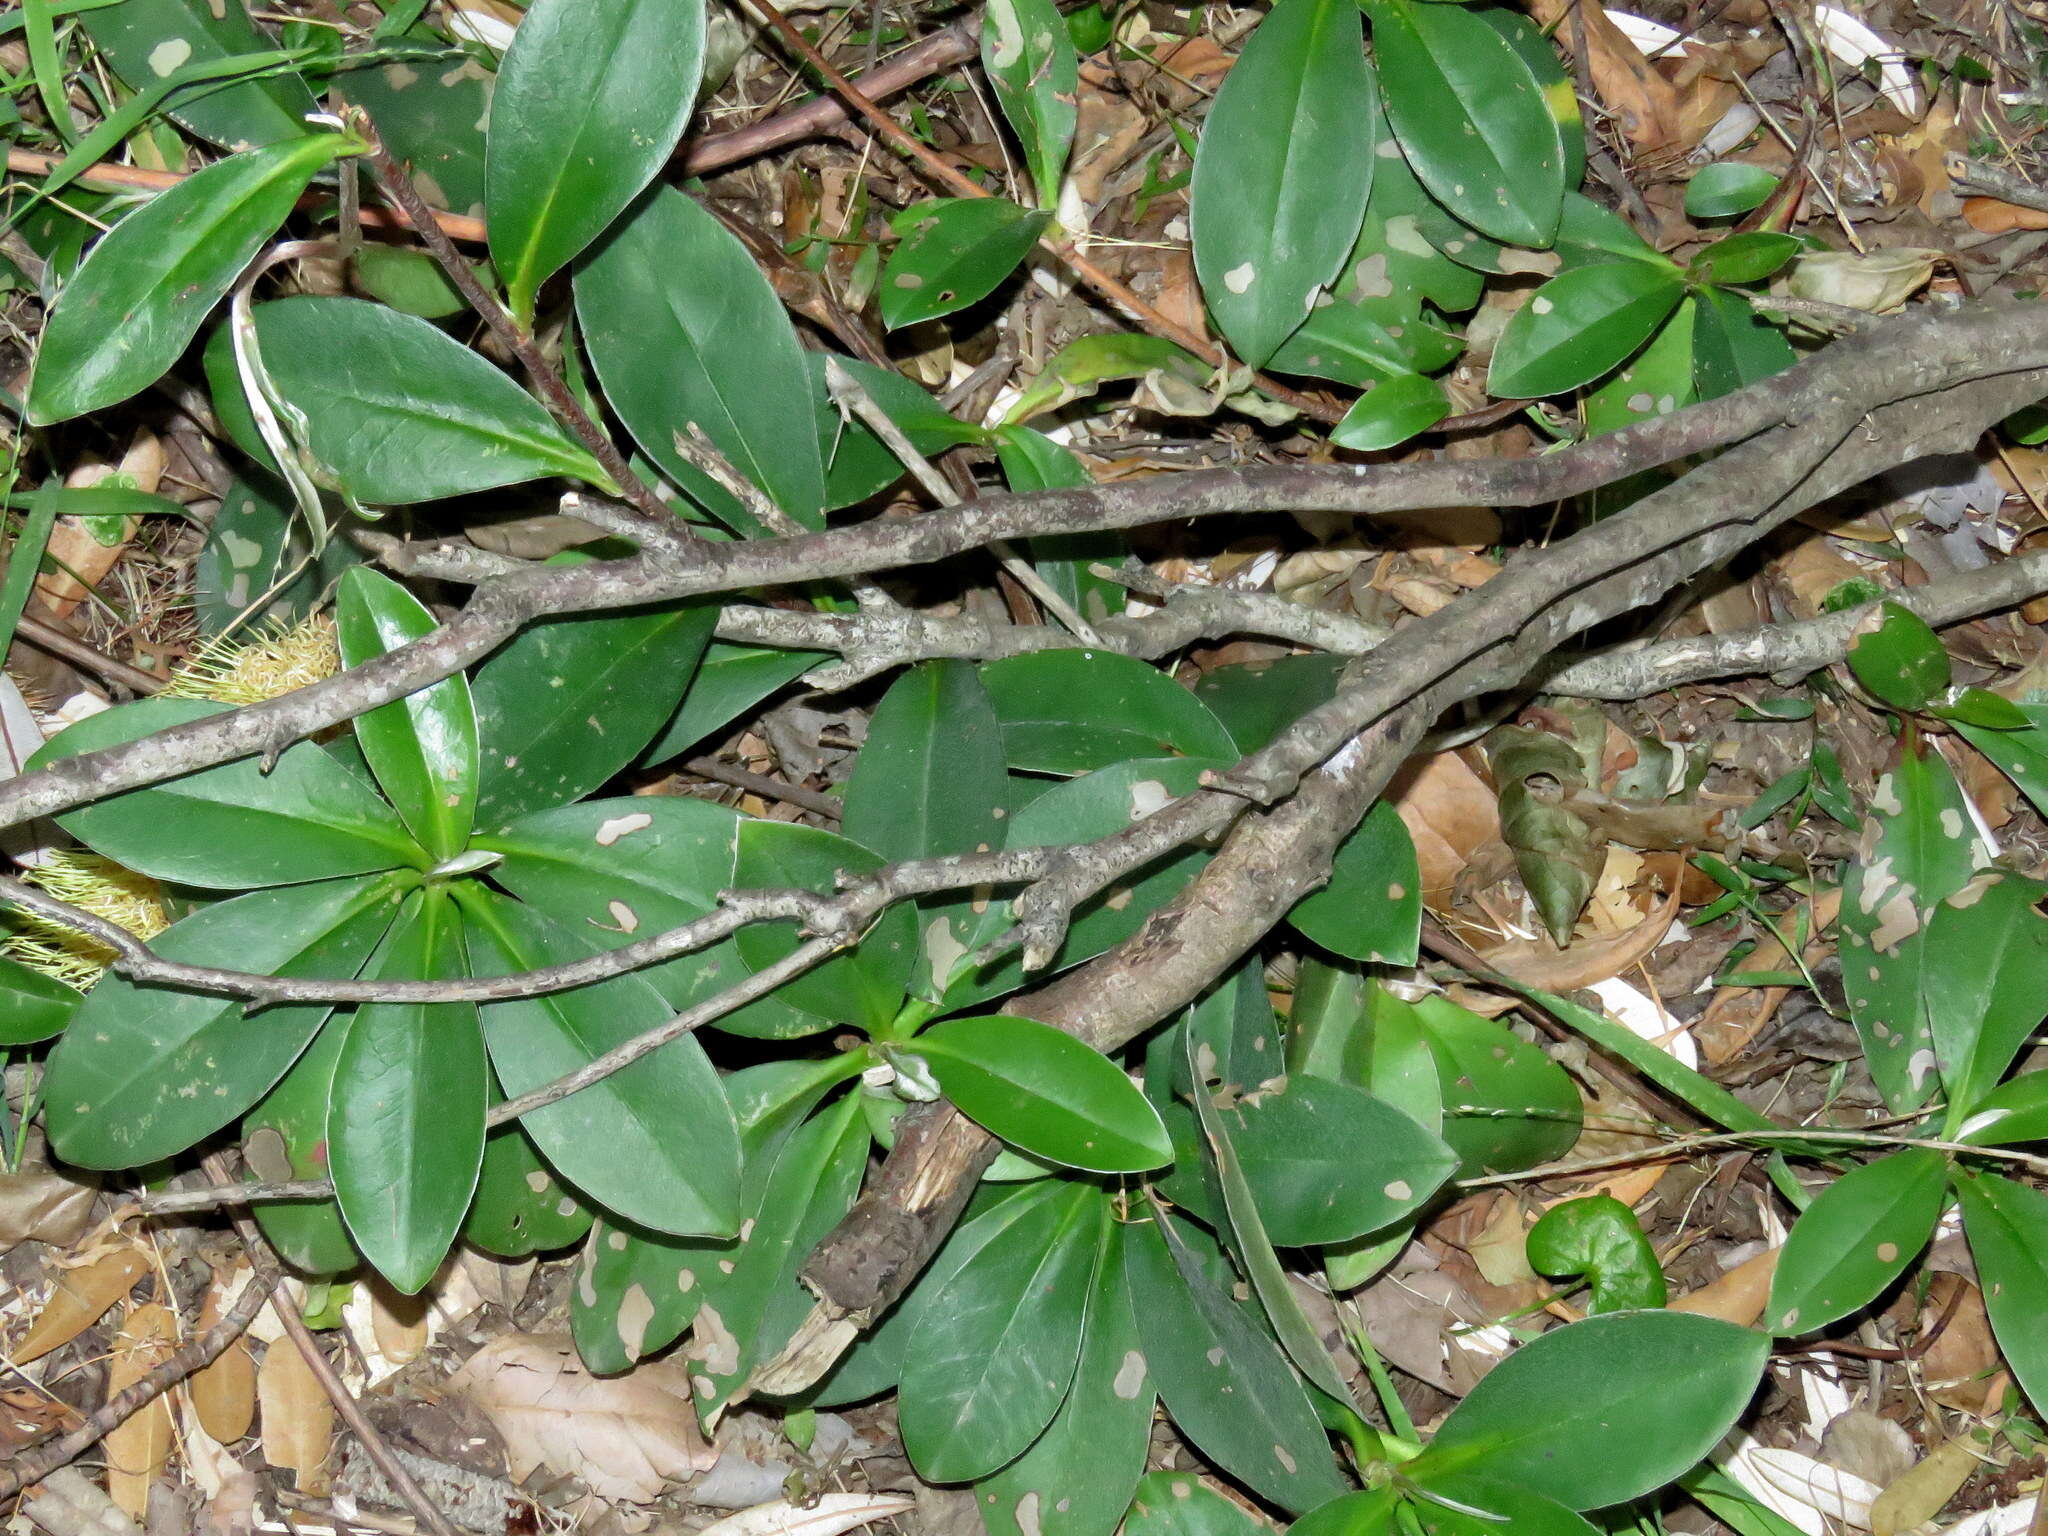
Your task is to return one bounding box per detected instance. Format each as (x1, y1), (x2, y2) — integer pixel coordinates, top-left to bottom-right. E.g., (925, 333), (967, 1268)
(1954, 1169), (2048, 1416)
(983, 0), (1079, 206)
(31, 135), (347, 423)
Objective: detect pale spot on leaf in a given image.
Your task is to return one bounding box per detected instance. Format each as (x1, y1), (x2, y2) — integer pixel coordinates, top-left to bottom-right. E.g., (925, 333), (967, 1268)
(594, 812), (653, 845)
(1224, 262), (1257, 294)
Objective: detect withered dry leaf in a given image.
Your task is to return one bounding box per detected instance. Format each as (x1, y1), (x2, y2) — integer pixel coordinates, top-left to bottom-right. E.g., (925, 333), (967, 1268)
(35, 432), (165, 624)
(447, 1332), (717, 1503)
(1669, 1245), (1779, 1326)
(1478, 883), (1682, 992)
(1869, 1437), (1979, 1536)
(1918, 1273), (2000, 1409)
(1961, 197), (2048, 234)
(1388, 749), (1500, 910)
(15, 1247), (152, 1365)
(1525, 0), (1683, 150)
(258, 1335), (336, 1495)
(188, 1275), (257, 1445)
(0, 1150), (99, 1252)
(105, 1303), (178, 1518)
(696, 1492), (919, 1536)
(1, 1383), (76, 1455)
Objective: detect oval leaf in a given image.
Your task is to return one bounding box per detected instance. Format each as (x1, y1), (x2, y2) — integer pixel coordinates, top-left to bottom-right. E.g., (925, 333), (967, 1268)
(1288, 799), (1422, 964)
(1489, 262), (1687, 399)
(732, 821), (916, 1030)
(913, 1014), (1171, 1172)
(1331, 372), (1452, 451)
(1685, 163), (1780, 219)
(1190, 0), (1376, 368)
(882, 197), (1050, 329)
(0, 958), (83, 1046)
(1765, 1148), (1947, 1335)
(31, 135), (348, 424)
(980, 648), (1237, 774)
(1847, 601), (1951, 713)
(486, 0), (707, 323)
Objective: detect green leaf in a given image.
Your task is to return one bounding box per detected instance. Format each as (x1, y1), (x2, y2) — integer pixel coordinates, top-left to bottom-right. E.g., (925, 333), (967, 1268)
(1331, 373), (1452, 451)
(1583, 297), (1697, 437)
(471, 599), (715, 828)
(881, 197), (1050, 329)
(979, 1216), (1155, 1536)
(463, 1117), (593, 1257)
(481, 796), (812, 1039)
(1386, 987), (1582, 1176)
(194, 472), (358, 634)
(1916, 873), (2048, 1116)
(1692, 288), (1796, 400)
(733, 821), (916, 1030)
(1960, 1069), (2048, 1146)
(912, 1014), (1171, 1172)
(80, 0), (317, 150)
(1937, 687), (2033, 731)
(981, 648), (1237, 773)
(1477, 7), (1584, 188)
(1003, 332), (1210, 424)
(1765, 1149), (1946, 1335)
(341, 50), (491, 219)
(331, 888), (486, 1294)
(1848, 602), (1951, 712)
(983, 0), (1078, 205)
(1287, 1491), (1402, 1536)
(1685, 163), (1780, 219)
(44, 875), (397, 1169)
(0, 958), (82, 1046)
(900, 1182), (1103, 1481)
(1125, 1212), (1348, 1512)
(817, 354), (988, 511)
(1687, 232), (1802, 287)
(461, 888), (741, 1237)
(1553, 192), (1672, 269)
(1954, 1169), (2048, 1416)
(1192, 654), (1349, 756)
(1489, 262), (1687, 399)
(35, 697), (417, 888)
(243, 1015), (359, 1275)
(1217, 1074), (1453, 1246)
(578, 187), (825, 533)
(1405, 1481), (1605, 1536)
(1370, 0), (1565, 247)
(350, 244), (467, 319)
(1288, 799), (1421, 964)
(993, 426), (1131, 627)
(30, 136), (348, 424)
(1129, 1472), (1275, 1536)
(641, 642), (819, 766)
(843, 660), (1009, 999)
(238, 296), (606, 503)
(1411, 1311), (1770, 1508)
(337, 568), (477, 860)
(1270, 292), (1461, 390)
(1526, 1194), (1667, 1312)
(486, 0), (706, 324)
(1955, 703), (2048, 820)
(1190, 0), (1376, 368)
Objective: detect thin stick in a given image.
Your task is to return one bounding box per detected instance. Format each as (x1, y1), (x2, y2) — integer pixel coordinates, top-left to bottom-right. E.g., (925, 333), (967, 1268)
(735, 0), (1344, 426)
(340, 110), (697, 552)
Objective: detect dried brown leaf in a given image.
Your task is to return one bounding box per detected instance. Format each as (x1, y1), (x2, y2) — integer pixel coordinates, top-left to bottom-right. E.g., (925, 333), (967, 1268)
(1870, 1437), (1980, 1536)
(258, 1336), (335, 1495)
(447, 1332), (717, 1503)
(15, 1247), (152, 1365)
(1669, 1245), (1779, 1326)
(1388, 749), (1500, 910)
(105, 1303), (178, 1519)
(1477, 883), (1681, 992)
(188, 1275), (257, 1445)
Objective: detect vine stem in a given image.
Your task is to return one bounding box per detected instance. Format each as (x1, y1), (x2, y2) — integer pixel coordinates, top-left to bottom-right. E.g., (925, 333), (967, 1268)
(340, 108), (696, 550)
(1456, 1127), (2048, 1188)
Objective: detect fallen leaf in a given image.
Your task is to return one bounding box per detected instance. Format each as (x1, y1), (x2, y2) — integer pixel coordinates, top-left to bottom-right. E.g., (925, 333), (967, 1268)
(1388, 749), (1501, 910)
(15, 1247), (152, 1365)
(1961, 197), (2048, 234)
(188, 1274), (257, 1445)
(1527, 0), (1684, 150)
(696, 1492), (918, 1536)
(447, 1332), (717, 1503)
(258, 1336), (335, 1495)
(1478, 883), (1682, 992)
(105, 1303), (178, 1519)
(1870, 1437), (1979, 1535)
(1670, 1245), (1779, 1325)
(1918, 1273), (2000, 1409)
(1786, 249), (1940, 315)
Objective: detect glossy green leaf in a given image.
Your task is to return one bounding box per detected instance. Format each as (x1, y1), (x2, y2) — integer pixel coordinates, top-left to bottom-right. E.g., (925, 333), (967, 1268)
(817, 354), (988, 511)
(481, 796), (812, 1039)
(1526, 1194), (1667, 1312)
(243, 1014), (359, 1275)
(31, 135), (347, 424)
(1224, 1075), (1454, 1245)
(471, 599), (715, 828)
(983, 0), (1078, 204)
(1192, 654), (1349, 757)
(993, 425), (1132, 628)
(461, 888), (741, 1237)
(881, 197), (1050, 329)
(1190, 0), (1376, 367)
(578, 186), (825, 533)
(641, 642), (818, 766)
(1405, 1479), (1605, 1536)
(1478, 7), (1584, 188)
(1692, 288), (1798, 400)
(1331, 373), (1452, 450)
(44, 875), (397, 1169)
(912, 1014), (1171, 1171)
(331, 889), (487, 1293)
(1288, 799), (1422, 963)
(1959, 1070), (2048, 1146)
(1002, 332), (1209, 423)
(486, 0), (706, 323)
(945, 756), (1224, 1007)
(843, 661), (1008, 999)
(350, 244), (467, 319)
(193, 472), (358, 634)
(1685, 163), (1780, 219)
(36, 697), (417, 887)
(1129, 1472), (1275, 1536)
(1411, 1311), (1770, 1508)
(1687, 232), (1802, 287)
(1489, 262), (1687, 399)
(1371, 0), (1564, 246)
(1583, 297), (1696, 436)
(1954, 1169), (2048, 1415)
(900, 1182), (1102, 1481)
(1286, 1491), (1402, 1536)
(1838, 742), (1987, 1110)
(733, 821), (916, 1029)
(1937, 687), (2033, 731)
(0, 958), (82, 1046)
(1765, 1148), (1945, 1335)
(1848, 602), (1951, 712)
(1955, 703), (2048, 820)
(1125, 1212), (1347, 1512)
(336, 568), (477, 859)
(981, 648), (1236, 773)
(463, 1118), (592, 1257)
(80, 0), (316, 150)
(342, 52), (491, 219)
(1553, 193), (1672, 269)
(1915, 873), (2048, 1116)
(1273, 298), (1461, 391)
(1386, 987), (1584, 1176)
(979, 1216), (1154, 1536)
(238, 296), (606, 503)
